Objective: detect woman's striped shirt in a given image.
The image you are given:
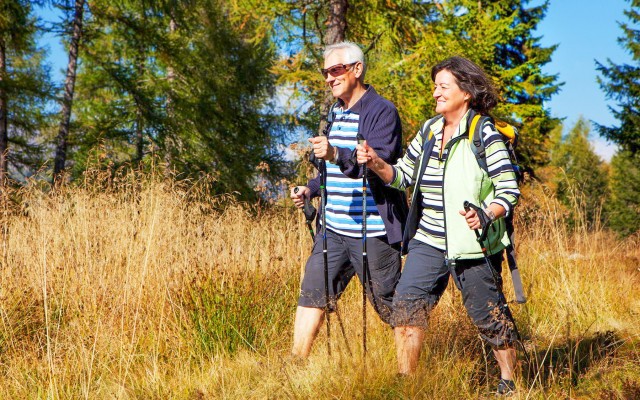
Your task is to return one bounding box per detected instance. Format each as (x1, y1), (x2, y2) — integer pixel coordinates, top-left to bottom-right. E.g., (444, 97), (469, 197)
(390, 112), (520, 250)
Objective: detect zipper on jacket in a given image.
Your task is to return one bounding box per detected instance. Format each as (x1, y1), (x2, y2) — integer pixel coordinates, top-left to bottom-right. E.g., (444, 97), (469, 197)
(441, 135), (466, 260)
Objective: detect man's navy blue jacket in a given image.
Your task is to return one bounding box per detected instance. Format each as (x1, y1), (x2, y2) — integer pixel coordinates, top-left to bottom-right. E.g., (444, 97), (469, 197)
(306, 86), (408, 245)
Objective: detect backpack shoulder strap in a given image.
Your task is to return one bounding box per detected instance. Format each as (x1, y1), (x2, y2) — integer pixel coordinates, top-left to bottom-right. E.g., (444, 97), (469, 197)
(468, 113), (492, 174)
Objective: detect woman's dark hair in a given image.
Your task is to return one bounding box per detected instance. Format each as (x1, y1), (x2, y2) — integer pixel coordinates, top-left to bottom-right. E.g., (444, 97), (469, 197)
(431, 56), (499, 115)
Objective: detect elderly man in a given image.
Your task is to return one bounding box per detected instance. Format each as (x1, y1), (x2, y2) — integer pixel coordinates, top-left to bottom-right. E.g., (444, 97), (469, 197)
(290, 41), (407, 358)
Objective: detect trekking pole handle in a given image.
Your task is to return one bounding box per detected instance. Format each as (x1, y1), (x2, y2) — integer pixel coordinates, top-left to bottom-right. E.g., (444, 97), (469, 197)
(294, 187), (317, 223)
(463, 201), (481, 239)
(356, 133), (367, 168)
(463, 201), (490, 243)
(356, 134), (366, 154)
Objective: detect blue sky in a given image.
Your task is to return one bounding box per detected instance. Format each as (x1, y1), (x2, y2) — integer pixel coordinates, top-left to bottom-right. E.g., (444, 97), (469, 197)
(534, 0), (634, 160)
(37, 1), (635, 161)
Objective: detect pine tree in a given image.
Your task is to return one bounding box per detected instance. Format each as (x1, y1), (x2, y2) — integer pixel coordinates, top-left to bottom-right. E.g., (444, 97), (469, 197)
(595, 0), (640, 154)
(607, 151), (640, 236)
(0, 0), (52, 184)
(404, 0), (560, 167)
(607, 150), (640, 236)
(239, 0), (436, 139)
(70, 0), (167, 173)
(551, 118), (609, 229)
(71, 0), (284, 200)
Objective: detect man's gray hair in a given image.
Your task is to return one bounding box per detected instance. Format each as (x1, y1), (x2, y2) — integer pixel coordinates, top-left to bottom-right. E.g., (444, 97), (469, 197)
(324, 41), (366, 80)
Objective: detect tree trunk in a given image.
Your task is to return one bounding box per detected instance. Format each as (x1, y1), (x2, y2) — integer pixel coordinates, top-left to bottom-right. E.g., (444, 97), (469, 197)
(324, 0), (348, 45)
(0, 40), (8, 188)
(318, 0), (348, 136)
(135, 109), (144, 163)
(53, 0), (85, 181)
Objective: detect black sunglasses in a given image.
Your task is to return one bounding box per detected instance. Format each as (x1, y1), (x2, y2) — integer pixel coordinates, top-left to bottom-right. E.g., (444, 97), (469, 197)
(320, 62), (357, 79)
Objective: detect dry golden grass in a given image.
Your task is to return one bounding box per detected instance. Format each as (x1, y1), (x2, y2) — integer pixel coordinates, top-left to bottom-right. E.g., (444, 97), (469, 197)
(0, 169), (638, 399)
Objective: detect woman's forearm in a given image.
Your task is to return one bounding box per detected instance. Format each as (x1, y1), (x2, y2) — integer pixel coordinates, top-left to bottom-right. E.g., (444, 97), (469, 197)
(369, 157), (395, 184)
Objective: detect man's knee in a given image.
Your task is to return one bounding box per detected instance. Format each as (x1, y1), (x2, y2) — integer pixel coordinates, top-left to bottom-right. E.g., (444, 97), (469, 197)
(295, 306), (325, 323)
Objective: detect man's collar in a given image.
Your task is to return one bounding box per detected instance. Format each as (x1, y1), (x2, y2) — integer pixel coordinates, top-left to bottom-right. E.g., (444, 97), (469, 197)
(337, 84), (375, 113)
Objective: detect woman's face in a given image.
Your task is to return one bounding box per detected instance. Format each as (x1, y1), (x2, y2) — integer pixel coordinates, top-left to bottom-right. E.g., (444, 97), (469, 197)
(433, 69), (470, 117)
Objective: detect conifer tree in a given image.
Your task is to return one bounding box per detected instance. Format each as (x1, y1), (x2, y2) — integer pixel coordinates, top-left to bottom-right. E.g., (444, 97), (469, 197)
(596, 0), (640, 154)
(70, 0), (166, 172)
(405, 0), (560, 167)
(71, 0), (284, 199)
(53, 0), (85, 181)
(607, 150), (640, 236)
(0, 0), (52, 184)
(550, 118), (609, 229)
(240, 0), (436, 137)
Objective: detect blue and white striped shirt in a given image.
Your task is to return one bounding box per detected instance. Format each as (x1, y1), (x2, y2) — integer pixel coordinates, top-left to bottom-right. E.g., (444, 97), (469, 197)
(323, 107), (386, 238)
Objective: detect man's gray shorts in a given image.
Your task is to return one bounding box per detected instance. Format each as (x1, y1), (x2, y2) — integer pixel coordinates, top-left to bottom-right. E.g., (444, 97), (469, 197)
(298, 229), (401, 325)
(392, 238), (517, 347)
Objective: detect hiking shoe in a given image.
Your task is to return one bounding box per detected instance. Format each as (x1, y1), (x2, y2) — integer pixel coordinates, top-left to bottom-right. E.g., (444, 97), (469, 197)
(496, 379), (515, 397)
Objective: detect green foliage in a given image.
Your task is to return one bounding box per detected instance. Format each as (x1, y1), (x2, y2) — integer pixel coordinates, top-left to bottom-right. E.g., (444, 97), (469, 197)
(596, 0), (640, 154)
(0, 0), (53, 179)
(550, 118), (609, 229)
(5, 0), (564, 195)
(607, 150), (640, 236)
(70, 0), (288, 200)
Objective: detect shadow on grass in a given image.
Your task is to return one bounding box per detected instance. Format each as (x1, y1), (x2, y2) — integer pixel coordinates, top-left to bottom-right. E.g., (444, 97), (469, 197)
(518, 330), (640, 397)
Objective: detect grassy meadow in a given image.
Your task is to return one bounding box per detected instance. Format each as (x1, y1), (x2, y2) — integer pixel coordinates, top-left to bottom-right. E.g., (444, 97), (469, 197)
(0, 169), (638, 399)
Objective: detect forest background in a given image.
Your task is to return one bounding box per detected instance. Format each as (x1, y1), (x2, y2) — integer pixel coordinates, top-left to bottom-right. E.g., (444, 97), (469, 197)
(0, 0), (638, 398)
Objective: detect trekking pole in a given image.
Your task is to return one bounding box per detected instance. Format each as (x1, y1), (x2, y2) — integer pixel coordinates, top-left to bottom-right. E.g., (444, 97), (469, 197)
(294, 187), (316, 239)
(307, 149), (353, 358)
(463, 201), (533, 370)
(317, 130), (331, 357)
(463, 201), (521, 341)
(357, 134), (369, 359)
(505, 214), (527, 304)
(356, 136), (385, 359)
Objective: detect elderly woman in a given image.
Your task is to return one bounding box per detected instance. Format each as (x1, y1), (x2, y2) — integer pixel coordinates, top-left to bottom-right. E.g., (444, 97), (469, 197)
(357, 56), (520, 396)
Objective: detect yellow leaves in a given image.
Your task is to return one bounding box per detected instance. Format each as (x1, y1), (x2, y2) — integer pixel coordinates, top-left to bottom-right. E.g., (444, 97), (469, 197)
(255, 161), (270, 172)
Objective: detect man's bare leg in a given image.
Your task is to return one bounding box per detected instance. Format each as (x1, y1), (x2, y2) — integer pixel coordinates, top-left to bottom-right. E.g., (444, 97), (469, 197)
(291, 306), (325, 358)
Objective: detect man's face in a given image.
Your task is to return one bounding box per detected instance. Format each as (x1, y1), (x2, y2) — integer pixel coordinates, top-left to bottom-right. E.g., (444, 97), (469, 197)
(323, 49), (360, 100)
